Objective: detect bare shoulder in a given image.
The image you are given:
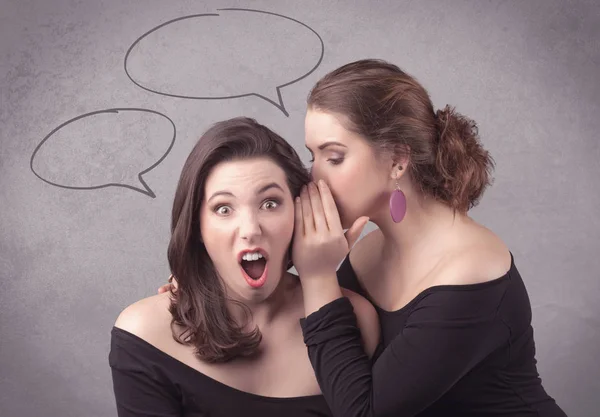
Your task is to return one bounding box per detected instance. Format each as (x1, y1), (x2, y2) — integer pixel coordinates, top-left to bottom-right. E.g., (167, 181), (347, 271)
(114, 292), (173, 343)
(341, 288), (380, 358)
(435, 226), (512, 286)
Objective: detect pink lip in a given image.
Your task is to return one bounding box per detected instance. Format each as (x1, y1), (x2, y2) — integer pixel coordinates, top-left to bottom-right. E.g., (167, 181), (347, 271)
(237, 247), (269, 263)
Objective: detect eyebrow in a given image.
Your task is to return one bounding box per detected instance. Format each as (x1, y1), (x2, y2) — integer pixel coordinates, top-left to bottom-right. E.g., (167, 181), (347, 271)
(207, 182), (285, 203)
(306, 141), (347, 152)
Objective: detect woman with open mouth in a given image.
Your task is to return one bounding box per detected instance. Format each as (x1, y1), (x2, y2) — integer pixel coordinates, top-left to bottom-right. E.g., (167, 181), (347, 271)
(108, 117), (379, 416)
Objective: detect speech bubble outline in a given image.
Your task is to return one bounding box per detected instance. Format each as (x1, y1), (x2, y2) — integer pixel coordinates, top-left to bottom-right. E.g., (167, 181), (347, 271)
(123, 8), (325, 117)
(30, 108), (176, 198)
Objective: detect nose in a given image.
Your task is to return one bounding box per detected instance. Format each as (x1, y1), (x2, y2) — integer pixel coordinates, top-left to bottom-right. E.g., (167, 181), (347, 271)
(238, 210), (262, 242)
(310, 164), (327, 184)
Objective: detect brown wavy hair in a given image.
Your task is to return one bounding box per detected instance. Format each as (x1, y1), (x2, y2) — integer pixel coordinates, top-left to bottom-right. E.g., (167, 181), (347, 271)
(307, 59), (494, 212)
(167, 117), (310, 363)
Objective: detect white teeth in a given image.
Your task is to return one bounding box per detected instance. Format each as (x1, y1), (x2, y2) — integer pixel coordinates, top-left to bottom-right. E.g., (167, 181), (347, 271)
(242, 252), (264, 261)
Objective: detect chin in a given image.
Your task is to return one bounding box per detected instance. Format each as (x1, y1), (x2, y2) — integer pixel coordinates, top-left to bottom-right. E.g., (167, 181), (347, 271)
(243, 289), (271, 303)
(340, 211), (358, 230)
(247, 285), (281, 306)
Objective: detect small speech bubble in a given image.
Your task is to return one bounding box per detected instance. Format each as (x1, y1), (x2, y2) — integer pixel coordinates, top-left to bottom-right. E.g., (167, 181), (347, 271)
(30, 108), (176, 198)
(123, 8), (325, 116)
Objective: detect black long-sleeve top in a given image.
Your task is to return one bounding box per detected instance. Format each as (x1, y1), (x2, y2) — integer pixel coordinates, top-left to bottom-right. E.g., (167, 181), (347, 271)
(299, 252), (567, 417)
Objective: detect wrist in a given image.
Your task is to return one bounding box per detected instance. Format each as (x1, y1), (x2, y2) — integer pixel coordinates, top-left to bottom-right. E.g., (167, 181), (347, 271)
(299, 272), (342, 316)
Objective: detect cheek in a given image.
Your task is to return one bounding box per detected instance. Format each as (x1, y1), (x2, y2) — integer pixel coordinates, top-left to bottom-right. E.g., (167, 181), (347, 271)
(200, 220), (232, 263)
(323, 163), (363, 209)
(200, 224), (239, 288)
(268, 210), (295, 249)
(281, 210), (295, 241)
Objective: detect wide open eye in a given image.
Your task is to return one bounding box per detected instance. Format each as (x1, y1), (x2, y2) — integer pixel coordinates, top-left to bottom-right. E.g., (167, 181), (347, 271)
(262, 199), (280, 210)
(214, 205), (232, 216)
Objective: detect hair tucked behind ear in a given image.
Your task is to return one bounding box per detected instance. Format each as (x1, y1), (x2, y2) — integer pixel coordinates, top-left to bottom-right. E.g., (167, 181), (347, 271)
(308, 59), (495, 212)
(434, 105), (494, 212)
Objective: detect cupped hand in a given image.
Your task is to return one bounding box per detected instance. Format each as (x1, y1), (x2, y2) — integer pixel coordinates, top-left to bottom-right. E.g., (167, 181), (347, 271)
(292, 180), (369, 280)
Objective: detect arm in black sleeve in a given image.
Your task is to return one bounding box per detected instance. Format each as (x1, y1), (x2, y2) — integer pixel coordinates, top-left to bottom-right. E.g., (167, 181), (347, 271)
(109, 329), (182, 417)
(300, 289), (509, 417)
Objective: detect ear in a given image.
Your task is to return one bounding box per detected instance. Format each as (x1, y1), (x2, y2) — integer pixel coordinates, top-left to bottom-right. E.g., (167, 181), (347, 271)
(389, 147), (410, 181)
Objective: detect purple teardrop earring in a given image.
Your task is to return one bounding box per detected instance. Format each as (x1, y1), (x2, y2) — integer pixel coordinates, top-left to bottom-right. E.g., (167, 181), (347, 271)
(389, 166), (407, 223)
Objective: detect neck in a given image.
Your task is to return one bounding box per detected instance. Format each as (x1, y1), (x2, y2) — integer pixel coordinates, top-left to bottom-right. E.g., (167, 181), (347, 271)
(228, 272), (298, 329)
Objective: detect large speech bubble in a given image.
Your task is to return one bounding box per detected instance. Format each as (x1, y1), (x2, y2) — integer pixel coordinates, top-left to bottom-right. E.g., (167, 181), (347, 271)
(30, 108), (176, 198)
(123, 8), (325, 116)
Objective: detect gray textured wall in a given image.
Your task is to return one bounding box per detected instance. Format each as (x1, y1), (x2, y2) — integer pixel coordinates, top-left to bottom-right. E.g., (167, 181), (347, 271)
(1, 1), (598, 416)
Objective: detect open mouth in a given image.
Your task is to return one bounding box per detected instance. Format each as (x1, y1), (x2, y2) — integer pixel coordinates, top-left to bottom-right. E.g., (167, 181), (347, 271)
(238, 249), (268, 288)
(241, 258), (266, 279)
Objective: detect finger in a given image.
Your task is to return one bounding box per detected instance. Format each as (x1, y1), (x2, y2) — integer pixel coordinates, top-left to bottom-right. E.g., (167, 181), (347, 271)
(294, 195), (304, 237)
(159, 277), (169, 293)
(317, 180), (343, 234)
(345, 216), (370, 248)
(300, 185), (315, 234)
(308, 182), (328, 232)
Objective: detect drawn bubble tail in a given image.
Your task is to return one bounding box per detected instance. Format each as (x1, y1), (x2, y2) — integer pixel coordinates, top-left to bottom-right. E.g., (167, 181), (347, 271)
(125, 175), (156, 198)
(255, 89), (289, 117)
